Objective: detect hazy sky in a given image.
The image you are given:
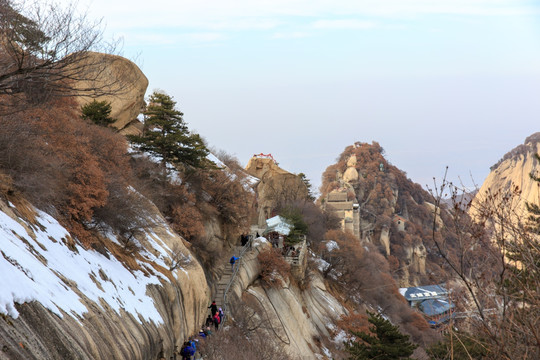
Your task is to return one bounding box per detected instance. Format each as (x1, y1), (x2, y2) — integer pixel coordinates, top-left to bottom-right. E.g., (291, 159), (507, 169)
(68, 0), (540, 193)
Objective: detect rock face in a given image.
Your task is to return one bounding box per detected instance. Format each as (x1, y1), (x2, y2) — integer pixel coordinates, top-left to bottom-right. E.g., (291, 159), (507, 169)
(343, 155), (359, 183)
(74, 52), (148, 135)
(0, 196), (209, 360)
(320, 142), (453, 287)
(471, 133), (540, 221)
(245, 156), (308, 227)
(227, 239), (347, 359)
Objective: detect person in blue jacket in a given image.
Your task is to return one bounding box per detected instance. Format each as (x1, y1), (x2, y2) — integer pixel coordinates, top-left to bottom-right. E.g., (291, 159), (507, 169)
(229, 255), (239, 271)
(189, 339), (198, 353)
(180, 341), (194, 360)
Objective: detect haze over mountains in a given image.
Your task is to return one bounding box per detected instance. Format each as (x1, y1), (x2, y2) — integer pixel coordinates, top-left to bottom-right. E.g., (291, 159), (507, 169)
(0, 1), (539, 357)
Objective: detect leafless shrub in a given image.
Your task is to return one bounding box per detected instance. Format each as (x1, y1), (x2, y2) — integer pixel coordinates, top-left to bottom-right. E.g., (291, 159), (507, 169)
(429, 171), (540, 359)
(0, 0), (127, 114)
(199, 296), (291, 360)
(257, 248), (291, 288)
(169, 243), (194, 271)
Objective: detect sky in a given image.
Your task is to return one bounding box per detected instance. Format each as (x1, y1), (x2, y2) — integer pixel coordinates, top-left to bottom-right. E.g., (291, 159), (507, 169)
(64, 0), (540, 194)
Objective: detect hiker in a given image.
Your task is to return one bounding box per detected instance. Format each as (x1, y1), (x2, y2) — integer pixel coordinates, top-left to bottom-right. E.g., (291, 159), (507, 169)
(198, 328), (207, 338)
(218, 307), (224, 324)
(213, 311), (221, 330)
(208, 301), (218, 317)
(256, 232), (260, 238)
(205, 314), (214, 328)
(180, 341), (195, 360)
(189, 339), (198, 353)
(229, 256), (239, 271)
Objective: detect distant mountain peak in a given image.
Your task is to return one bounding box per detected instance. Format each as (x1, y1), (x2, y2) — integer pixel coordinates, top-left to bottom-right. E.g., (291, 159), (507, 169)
(490, 132), (540, 172)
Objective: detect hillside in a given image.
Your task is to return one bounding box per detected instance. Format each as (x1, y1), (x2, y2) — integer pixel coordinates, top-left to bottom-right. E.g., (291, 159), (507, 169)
(471, 132), (540, 221)
(0, 191), (208, 359)
(318, 141), (540, 359)
(319, 142), (467, 287)
(1, 2), (536, 357)
(0, 41), (376, 357)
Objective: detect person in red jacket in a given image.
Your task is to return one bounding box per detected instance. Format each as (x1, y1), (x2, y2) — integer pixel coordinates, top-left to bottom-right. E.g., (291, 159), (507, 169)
(212, 311), (220, 330)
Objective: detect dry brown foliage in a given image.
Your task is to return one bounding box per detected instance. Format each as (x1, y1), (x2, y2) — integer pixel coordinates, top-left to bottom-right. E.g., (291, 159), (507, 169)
(0, 96), (144, 248)
(257, 248), (291, 288)
(198, 322), (290, 360)
(321, 229), (435, 345)
(170, 201), (206, 240)
(199, 292), (292, 359)
(430, 177), (540, 359)
(336, 312), (370, 335)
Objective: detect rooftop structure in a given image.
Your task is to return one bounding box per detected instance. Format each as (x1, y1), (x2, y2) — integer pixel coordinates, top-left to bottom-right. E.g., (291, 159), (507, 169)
(399, 284), (455, 328)
(263, 215), (293, 236)
(399, 284), (448, 303)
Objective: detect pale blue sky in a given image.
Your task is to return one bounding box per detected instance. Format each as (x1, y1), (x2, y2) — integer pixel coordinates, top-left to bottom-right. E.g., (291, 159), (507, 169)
(70, 0), (540, 193)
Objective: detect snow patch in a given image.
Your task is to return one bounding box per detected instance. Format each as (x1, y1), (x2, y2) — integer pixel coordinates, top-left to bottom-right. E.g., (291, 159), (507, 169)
(325, 240), (339, 252)
(314, 258), (330, 272)
(0, 208), (164, 324)
(333, 329), (348, 344)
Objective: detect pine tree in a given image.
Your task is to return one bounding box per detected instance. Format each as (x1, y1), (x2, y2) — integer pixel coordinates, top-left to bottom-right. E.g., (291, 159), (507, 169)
(128, 91), (210, 168)
(81, 100), (116, 126)
(344, 311), (417, 360)
(298, 172), (315, 201)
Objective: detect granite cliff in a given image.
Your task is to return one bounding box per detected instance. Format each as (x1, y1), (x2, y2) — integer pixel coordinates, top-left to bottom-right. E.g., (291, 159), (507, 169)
(471, 132), (540, 221)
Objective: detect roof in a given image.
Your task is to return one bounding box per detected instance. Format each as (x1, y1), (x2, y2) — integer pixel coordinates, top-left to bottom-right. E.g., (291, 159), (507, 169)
(399, 284), (448, 302)
(264, 215), (293, 236)
(327, 201), (354, 211)
(393, 215), (407, 223)
(327, 192), (348, 202)
(419, 298), (455, 316)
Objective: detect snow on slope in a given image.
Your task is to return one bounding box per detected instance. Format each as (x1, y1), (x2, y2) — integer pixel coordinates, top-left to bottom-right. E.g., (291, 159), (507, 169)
(0, 206), (165, 324)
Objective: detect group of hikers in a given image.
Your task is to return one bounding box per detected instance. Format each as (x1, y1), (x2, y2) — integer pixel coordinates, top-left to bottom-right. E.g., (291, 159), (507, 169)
(178, 233), (259, 359)
(178, 301), (223, 360)
(206, 300), (224, 330)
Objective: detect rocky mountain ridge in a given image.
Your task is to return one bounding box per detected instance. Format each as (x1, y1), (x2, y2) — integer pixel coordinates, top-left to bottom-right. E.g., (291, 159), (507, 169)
(471, 132), (540, 221)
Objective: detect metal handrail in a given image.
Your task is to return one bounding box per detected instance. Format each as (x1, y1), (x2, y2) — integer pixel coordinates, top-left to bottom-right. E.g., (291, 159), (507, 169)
(221, 235), (253, 324)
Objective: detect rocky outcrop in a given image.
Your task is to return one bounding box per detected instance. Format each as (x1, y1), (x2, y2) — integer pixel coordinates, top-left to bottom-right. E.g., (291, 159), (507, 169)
(74, 52), (148, 135)
(245, 156), (308, 227)
(319, 142), (456, 288)
(0, 196), (209, 360)
(471, 134), (540, 221)
(226, 240), (345, 359)
(245, 277), (346, 359)
(343, 155), (359, 183)
(222, 238), (346, 359)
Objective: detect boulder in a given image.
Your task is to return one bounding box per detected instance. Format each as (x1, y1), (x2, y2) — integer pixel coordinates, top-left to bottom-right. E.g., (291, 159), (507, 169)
(346, 154), (357, 168)
(74, 52), (148, 134)
(343, 167), (359, 183)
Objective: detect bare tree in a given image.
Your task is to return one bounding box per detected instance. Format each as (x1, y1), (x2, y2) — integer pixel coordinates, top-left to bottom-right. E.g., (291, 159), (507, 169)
(428, 170), (540, 359)
(198, 295), (292, 360)
(0, 0), (126, 113)
(169, 243), (194, 271)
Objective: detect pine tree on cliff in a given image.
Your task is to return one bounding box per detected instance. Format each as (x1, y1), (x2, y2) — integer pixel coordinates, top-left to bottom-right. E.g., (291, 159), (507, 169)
(129, 91), (209, 168)
(345, 311), (417, 360)
(81, 100), (116, 126)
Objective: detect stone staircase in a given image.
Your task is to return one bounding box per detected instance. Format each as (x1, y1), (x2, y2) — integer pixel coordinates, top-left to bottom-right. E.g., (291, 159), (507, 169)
(211, 239), (255, 324)
(213, 245), (243, 311)
(214, 260), (234, 310)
